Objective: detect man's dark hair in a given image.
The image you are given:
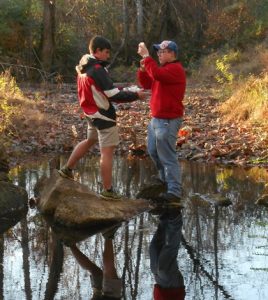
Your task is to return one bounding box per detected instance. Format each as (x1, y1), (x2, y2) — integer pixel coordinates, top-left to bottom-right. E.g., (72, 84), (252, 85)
(89, 36), (112, 53)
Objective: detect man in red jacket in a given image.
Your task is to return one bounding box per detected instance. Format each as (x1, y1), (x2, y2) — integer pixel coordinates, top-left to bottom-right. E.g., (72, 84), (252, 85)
(137, 40), (186, 203)
(59, 36), (144, 199)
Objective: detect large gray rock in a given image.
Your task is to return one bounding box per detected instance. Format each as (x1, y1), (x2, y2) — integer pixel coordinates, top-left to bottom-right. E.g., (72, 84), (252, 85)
(256, 194), (268, 207)
(37, 170), (151, 228)
(0, 181), (28, 216)
(0, 146), (28, 232)
(0, 181), (28, 229)
(0, 145), (28, 225)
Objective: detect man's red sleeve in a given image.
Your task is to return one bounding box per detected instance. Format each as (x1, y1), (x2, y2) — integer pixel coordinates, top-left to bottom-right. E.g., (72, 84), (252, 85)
(137, 68), (153, 89)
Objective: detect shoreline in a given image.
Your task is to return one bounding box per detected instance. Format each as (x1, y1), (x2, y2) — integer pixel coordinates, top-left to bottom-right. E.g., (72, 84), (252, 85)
(3, 82), (268, 170)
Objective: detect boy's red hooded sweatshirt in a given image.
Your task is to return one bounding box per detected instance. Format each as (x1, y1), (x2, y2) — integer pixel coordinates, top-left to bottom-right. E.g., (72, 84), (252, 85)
(137, 56), (186, 119)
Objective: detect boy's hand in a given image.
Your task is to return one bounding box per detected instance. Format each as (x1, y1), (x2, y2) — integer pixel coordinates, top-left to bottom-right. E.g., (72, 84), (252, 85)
(138, 42), (149, 58)
(137, 90), (150, 100)
(140, 59), (145, 71)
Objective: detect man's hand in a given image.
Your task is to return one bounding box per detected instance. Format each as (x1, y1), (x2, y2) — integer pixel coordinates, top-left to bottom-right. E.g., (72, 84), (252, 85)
(138, 42), (149, 58)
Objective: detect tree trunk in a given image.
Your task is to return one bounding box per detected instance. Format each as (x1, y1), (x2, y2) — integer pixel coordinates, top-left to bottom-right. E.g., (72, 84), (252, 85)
(123, 0), (130, 62)
(136, 0), (144, 40)
(25, 0), (34, 67)
(109, 0), (129, 67)
(0, 234), (3, 300)
(41, 0), (56, 73)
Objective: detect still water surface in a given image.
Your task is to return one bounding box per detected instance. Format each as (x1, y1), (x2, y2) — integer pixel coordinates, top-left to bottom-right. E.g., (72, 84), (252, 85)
(1, 156), (268, 300)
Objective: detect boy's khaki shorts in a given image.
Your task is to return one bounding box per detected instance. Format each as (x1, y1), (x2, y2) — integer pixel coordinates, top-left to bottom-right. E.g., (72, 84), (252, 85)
(86, 119), (119, 148)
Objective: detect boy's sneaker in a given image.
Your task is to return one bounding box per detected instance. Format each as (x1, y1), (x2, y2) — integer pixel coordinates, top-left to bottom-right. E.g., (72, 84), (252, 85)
(58, 166), (74, 180)
(100, 188), (122, 200)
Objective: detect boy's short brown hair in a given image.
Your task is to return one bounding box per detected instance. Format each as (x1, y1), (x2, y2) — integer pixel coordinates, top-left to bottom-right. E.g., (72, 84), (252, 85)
(89, 36), (112, 53)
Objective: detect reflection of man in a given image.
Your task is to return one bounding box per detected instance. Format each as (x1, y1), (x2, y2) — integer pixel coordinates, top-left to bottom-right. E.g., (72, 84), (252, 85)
(150, 209), (186, 300)
(70, 236), (121, 300)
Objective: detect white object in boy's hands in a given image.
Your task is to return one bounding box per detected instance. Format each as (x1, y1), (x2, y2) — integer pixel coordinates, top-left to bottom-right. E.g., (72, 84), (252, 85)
(123, 85), (141, 92)
(138, 42), (149, 58)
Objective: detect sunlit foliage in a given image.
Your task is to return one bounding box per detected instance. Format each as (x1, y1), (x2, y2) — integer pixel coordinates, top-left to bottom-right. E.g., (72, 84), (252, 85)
(219, 72), (268, 125)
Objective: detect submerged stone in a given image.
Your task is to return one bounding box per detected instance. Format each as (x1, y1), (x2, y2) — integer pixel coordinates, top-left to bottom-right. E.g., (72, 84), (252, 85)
(255, 194), (268, 207)
(190, 193), (232, 207)
(136, 182), (166, 200)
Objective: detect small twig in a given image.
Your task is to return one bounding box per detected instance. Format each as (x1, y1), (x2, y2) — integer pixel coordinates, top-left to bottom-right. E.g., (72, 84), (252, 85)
(65, 0), (78, 16)
(31, 47), (44, 71)
(108, 38), (126, 69)
(0, 62), (50, 82)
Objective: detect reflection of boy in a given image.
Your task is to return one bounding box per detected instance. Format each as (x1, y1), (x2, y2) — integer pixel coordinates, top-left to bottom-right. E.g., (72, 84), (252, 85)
(150, 211), (185, 300)
(70, 238), (121, 300)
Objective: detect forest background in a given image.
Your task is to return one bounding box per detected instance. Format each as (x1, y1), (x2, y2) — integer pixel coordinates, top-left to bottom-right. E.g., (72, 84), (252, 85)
(0, 0), (268, 166)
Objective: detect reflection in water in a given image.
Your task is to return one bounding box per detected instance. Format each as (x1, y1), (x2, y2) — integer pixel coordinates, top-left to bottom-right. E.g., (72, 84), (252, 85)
(18, 171), (32, 300)
(150, 209), (185, 300)
(44, 222), (130, 299)
(44, 232), (64, 300)
(1, 156), (268, 299)
(181, 206), (234, 300)
(70, 236), (122, 300)
(0, 233), (3, 300)
(21, 217), (32, 300)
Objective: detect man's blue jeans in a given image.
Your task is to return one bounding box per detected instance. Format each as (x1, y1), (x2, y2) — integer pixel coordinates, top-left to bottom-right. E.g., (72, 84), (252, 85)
(147, 117), (182, 197)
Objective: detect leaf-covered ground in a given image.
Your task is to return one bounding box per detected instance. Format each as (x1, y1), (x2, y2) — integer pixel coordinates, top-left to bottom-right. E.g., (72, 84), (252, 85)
(6, 82), (268, 167)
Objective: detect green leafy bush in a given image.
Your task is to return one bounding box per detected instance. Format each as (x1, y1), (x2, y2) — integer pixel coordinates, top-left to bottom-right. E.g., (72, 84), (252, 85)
(219, 72), (268, 125)
(215, 50), (241, 84)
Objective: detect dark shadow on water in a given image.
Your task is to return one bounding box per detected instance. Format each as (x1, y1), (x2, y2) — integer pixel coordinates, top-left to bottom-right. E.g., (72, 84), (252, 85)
(44, 232), (64, 300)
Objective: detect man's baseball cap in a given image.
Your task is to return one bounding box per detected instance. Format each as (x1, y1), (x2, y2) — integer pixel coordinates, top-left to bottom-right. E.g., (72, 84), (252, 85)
(153, 40), (178, 53)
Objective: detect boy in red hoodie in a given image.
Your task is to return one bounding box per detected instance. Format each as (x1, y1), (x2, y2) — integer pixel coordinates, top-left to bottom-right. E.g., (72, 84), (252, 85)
(59, 36), (145, 199)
